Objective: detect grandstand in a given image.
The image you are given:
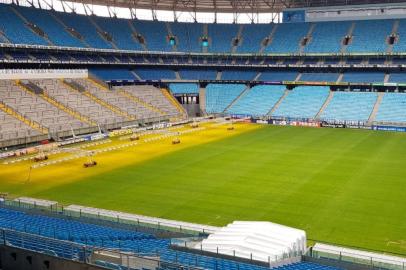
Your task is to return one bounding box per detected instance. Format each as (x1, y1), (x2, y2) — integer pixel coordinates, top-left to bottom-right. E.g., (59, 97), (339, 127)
(0, 0), (406, 270)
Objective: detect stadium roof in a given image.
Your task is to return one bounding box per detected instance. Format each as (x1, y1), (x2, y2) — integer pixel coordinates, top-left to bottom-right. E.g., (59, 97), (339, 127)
(63, 0), (406, 13)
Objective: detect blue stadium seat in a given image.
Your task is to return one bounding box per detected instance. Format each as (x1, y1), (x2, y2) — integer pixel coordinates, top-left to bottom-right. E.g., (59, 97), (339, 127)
(393, 19), (406, 52)
(323, 59), (340, 65)
(10, 51), (31, 61)
(133, 20), (172, 52)
(169, 83), (199, 94)
(375, 93), (406, 123)
(179, 69), (218, 80)
(258, 71), (298, 82)
(342, 72), (385, 83)
(264, 23), (310, 53)
(227, 85), (286, 116)
(90, 68), (137, 81)
(237, 24), (273, 53)
(0, 207), (342, 270)
(57, 12), (112, 49)
(320, 92), (377, 122)
(0, 4), (49, 46)
(304, 21), (351, 53)
(300, 73), (339, 82)
(388, 73), (406, 83)
(93, 16), (143, 50)
(346, 20), (393, 53)
(16, 6), (85, 47)
(221, 70), (258, 81)
(169, 22), (203, 52)
(205, 84), (247, 113)
(273, 86), (330, 119)
(207, 23), (239, 52)
(135, 68), (176, 80)
(345, 58), (363, 65)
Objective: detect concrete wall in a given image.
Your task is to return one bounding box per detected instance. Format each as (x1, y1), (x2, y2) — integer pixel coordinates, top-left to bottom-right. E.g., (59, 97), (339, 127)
(0, 246), (103, 270)
(183, 104), (201, 117)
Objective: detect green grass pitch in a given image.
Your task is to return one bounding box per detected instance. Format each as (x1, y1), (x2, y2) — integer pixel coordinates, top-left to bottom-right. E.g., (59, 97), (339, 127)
(2, 125), (406, 255)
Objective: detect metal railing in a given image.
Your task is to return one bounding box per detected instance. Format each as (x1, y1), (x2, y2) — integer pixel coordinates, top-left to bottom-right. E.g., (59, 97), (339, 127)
(171, 237), (303, 268)
(309, 247), (406, 270)
(0, 228), (203, 270)
(1, 199), (204, 237)
(0, 114), (176, 148)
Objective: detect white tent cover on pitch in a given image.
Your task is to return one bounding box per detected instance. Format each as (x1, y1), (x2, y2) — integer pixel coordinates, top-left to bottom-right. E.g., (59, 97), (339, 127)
(194, 221), (306, 263)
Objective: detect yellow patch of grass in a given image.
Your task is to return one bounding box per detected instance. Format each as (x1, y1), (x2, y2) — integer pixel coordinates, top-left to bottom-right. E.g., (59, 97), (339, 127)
(0, 121), (259, 196)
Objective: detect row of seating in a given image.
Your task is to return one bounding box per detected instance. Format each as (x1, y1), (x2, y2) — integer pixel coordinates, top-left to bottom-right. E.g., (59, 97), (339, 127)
(169, 83), (200, 94)
(2, 51), (402, 66)
(0, 80), (86, 132)
(90, 68), (405, 84)
(0, 78), (181, 141)
(273, 86), (330, 119)
(375, 93), (406, 122)
(0, 3), (404, 54)
(227, 85), (286, 116)
(320, 92), (378, 122)
(0, 109), (40, 141)
(0, 207), (342, 270)
(205, 84), (406, 123)
(205, 84), (247, 113)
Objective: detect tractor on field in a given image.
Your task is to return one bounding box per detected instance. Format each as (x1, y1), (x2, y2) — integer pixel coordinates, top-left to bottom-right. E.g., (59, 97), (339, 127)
(130, 134), (140, 141)
(83, 152), (97, 168)
(33, 153), (48, 162)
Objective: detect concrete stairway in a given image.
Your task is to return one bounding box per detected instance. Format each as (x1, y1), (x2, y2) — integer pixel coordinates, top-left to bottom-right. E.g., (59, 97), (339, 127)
(0, 31), (11, 43)
(175, 71), (181, 80)
(40, 91), (96, 126)
(49, 12), (89, 47)
(253, 73), (262, 81)
(231, 25), (244, 53)
(127, 21), (147, 51)
(160, 88), (188, 118)
(384, 74), (390, 83)
(336, 74), (344, 83)
(118, 89), (166, 116)
(202, 24), (208, 53)
(87, 77), (109, 91)
(315, 91), (334, 119)
(199, 87), (206, 114)
(368, 92), (384, 124)
(299, 23), (316, 53)
(223, 85), (251, 113)
(267, 89), (289, 116)
(0, 100), (48, 134)
(131, 71), (142, 81)
(18, 79), (96, 127)
(295, 73), (303, 82)
(341, 22), (356, 53)
(64, 79), (135, 121)
(387, 20), (400, 53)
(10, 6), (54, 46)
(88, 17), (118, 49)
(259, 24), (278, 54)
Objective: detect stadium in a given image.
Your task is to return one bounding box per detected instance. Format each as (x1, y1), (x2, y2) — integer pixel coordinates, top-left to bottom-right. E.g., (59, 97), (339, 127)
(0, 0), (405, 269)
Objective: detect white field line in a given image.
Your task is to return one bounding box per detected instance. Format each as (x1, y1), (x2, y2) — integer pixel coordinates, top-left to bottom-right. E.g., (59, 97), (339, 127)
(31, 142), (138, 169)
(2, 140), (111, 165)
(28, 126), (207, 169)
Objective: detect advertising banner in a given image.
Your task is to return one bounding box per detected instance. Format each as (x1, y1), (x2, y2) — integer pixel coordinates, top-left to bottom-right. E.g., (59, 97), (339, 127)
(372, 125), (406, 132)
